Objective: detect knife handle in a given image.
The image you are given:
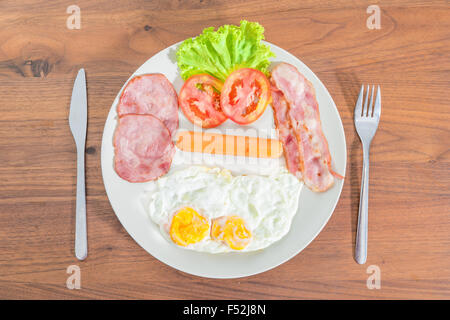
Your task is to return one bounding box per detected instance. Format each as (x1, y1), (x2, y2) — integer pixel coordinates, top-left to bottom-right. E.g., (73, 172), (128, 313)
(75, 146), (87, 260)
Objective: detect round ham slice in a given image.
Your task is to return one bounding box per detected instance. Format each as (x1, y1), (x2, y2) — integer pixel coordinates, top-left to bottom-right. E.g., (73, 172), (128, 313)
(117, 74), (179, 136)
(113, 114), (175, 182)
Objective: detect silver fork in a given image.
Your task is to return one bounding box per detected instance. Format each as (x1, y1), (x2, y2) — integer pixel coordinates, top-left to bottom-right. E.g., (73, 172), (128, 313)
(354, 85), (381, 264)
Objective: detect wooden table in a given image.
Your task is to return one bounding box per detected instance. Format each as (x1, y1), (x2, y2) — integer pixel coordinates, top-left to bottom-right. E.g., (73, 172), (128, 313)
(0, 0), (448, 300)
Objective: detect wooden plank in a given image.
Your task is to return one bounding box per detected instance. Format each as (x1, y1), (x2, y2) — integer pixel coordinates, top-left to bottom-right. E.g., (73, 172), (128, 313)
(0, 0), (448, 299)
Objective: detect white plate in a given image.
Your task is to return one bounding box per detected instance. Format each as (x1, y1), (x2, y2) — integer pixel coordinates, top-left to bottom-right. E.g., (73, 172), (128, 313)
(101, 41), (347, 279)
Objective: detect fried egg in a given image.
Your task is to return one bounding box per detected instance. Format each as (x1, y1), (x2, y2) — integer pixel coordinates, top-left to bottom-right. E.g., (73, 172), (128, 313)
(143, 166), (302, 253)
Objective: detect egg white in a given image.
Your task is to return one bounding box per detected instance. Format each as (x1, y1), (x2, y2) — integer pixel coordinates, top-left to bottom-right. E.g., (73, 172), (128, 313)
(143, 166), (302, 253)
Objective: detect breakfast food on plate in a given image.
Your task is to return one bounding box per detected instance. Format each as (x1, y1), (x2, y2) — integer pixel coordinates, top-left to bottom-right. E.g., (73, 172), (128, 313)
(113, 74), (179, 182)
(117, 74), (179, 135)
(108, 20), (345, 262)
(114, 114), (175, 182)
(271, 89), (303, 179)
(174, 22), (341, 192)
(176, 21), (274, 126)
(144, 166), (302, 253)
(176, 20), (274, 82)
(271, 62), (343, 192)
(169, 207), (210, 247)
(113, 20), (342, 194)
(210, 215), (252, 250)
(178, 74), (226, 128)
(176, 131), (283, 159)
(220, 68), (271, 125)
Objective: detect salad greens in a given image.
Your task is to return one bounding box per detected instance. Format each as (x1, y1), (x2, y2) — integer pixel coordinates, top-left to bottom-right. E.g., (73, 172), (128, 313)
(176, 20), (275, 82)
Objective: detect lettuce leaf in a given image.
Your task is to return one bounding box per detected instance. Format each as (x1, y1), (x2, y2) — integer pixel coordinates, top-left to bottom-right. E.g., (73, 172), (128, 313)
(176, 20), (275, 82)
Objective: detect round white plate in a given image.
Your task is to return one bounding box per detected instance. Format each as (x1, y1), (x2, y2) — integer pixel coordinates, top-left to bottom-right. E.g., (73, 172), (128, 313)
(101, 41), (346, 279)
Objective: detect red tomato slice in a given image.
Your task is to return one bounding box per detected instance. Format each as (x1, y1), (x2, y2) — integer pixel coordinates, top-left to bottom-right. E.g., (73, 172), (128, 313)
(179, 74), (226, 128)
(220, 68), (271, 125)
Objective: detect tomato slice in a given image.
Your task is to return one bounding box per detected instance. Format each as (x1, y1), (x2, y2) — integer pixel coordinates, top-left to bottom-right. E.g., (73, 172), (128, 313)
(179, 74), (226, 128)
(220, 68), (271, 125)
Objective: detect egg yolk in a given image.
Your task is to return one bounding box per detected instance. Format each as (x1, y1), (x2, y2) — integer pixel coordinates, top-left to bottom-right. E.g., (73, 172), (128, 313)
(211, 216), (252, 250)
(170, 207), (209, 247)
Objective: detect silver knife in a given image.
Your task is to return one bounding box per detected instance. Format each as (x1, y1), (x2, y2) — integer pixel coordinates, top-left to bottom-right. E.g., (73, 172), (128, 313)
(69, 68), (88, 260)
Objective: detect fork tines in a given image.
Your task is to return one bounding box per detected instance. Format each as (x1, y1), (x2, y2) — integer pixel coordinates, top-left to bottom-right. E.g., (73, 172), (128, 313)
(355, 85), (381, 119)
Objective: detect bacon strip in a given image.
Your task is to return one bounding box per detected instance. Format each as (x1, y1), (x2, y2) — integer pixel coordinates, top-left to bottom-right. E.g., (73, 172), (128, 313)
(271, 62), (342, 192)
(271, 88), (303, 179)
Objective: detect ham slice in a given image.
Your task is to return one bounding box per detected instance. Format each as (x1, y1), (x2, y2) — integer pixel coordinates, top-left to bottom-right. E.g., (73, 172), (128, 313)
(113, 114), (175, 183)
(271, 62), (342, 192)
(117, 74), (179, 136)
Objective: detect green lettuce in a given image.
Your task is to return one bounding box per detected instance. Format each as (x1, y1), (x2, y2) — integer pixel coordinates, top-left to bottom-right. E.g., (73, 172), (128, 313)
(176, 20), (275, 82)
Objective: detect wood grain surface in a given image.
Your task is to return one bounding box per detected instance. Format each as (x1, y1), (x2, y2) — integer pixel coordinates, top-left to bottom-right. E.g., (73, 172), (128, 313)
(0, 0), (449, 299)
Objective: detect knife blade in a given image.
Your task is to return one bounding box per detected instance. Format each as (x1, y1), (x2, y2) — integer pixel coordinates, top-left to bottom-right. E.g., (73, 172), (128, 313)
(68, 68), (87, 261)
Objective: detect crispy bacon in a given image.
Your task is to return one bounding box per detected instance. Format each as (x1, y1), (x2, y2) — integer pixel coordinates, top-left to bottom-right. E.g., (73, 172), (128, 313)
(271, 63), (342, 192)
(271, 87), (303, 179)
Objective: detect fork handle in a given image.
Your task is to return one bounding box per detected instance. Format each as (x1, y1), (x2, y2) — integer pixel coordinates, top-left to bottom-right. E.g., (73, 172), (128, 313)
(75, 146), (87, 260)
(355, 145), (370, 264)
